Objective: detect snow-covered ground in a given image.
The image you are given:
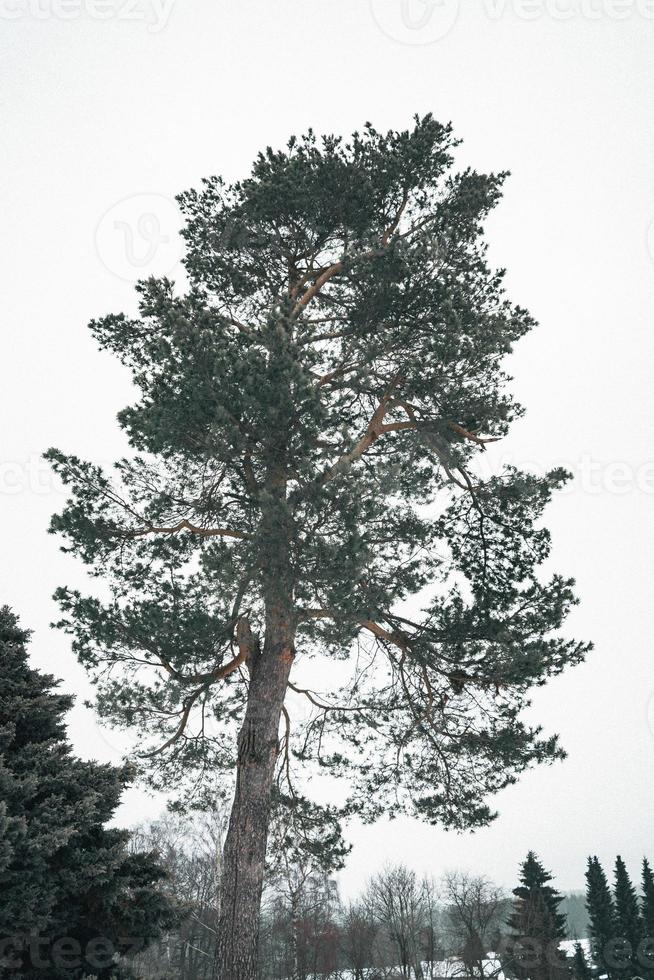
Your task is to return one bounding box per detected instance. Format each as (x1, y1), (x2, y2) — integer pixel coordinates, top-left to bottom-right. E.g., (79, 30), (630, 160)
(316, 940), (591, 980)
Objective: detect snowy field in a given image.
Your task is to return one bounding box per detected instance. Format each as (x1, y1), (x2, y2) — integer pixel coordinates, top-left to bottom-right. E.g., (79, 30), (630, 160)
(315, 940), (592, 980)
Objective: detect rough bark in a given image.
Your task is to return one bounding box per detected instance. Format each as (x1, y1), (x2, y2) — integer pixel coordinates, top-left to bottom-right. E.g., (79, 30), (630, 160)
(214, 603), (295, 980)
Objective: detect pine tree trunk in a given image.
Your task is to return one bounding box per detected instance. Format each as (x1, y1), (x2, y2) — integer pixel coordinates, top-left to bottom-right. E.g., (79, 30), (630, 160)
(214, 606), (295, 980)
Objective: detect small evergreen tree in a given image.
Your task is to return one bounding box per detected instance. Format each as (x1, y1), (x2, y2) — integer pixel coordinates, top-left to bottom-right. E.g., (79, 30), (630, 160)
(613, 857), (643, 978)
(507, 852), (567, 980)
(586, 856), (617, 978)
(571, 943), (594, 980)
(0, 606), (176, 979)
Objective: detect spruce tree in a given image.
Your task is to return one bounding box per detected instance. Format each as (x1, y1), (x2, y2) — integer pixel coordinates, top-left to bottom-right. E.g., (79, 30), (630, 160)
(0, 606), (176, 979)
(613, 857), (643, 977)
(586, 856), (617, 978)
(507, 852), (567, 980)
(642, 860), (654, 938)
(46, 116), (590, 979)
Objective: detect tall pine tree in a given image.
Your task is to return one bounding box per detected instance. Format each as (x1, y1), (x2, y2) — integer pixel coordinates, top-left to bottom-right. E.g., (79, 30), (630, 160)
(586, 856), (617, 978)
(613, 857), (643, 978)
(46, 116), (590, 979)
(507, 852), (568, 980)
(0, 606), (176, 979)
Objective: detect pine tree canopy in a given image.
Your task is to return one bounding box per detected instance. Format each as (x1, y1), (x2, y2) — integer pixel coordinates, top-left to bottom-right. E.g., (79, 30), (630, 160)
(0, 605), (176, 979)
(46, 115), (589, 852)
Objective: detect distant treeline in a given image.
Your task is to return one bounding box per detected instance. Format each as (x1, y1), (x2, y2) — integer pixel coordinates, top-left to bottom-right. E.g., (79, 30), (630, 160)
(127, 818), (649, 980)
(560, 893), (589, 940)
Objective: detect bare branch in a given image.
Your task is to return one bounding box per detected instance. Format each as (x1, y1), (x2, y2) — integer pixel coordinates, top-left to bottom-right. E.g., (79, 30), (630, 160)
(448, 422), (500, 449)
(141, 686), (206, 758)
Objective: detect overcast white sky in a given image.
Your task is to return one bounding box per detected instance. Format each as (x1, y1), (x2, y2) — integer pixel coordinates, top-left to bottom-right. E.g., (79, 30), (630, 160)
(2, 0), (654, 899)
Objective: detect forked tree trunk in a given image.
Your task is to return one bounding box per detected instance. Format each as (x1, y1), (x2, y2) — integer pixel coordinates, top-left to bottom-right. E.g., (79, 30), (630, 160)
(214, 607), (295, 980)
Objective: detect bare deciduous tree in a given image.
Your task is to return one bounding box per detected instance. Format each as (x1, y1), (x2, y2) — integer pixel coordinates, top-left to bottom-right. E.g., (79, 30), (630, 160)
(366, 865), (430, 979)
(441, 871), (509, 979)
(341, 901), (378, 980)
(129, 808), (227, 979)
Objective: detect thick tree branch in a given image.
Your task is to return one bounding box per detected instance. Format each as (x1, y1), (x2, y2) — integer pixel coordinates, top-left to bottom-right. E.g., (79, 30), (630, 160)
(292, 197), (408, 319)
(126, 519), (250, 541)
(296, 607), (410, 652)
(142, 686), (206, 758)
(318, 375), (404, 484)
(291, 261), (344, 318)
(141, 617), (254, 757)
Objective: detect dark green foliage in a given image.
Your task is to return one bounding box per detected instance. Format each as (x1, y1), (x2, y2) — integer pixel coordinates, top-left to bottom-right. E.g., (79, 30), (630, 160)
(506, 852), (568, 980)
(46, 116), (589, 854)
(508, 852), (568, 938)
(0, 606), (176, 979)
(267, 791), (351, 877)
(571, 943), (593, 980)
(586, 856), (616, 977)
